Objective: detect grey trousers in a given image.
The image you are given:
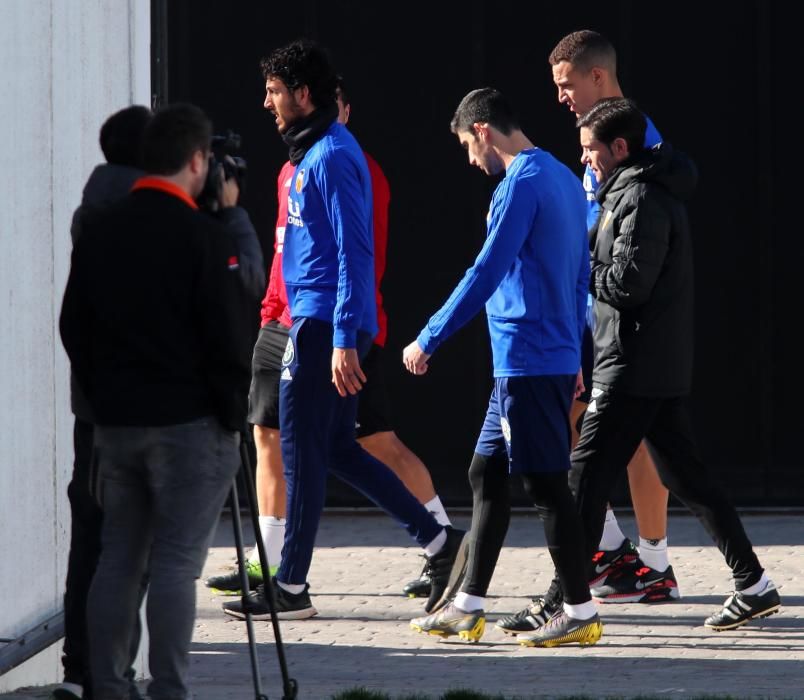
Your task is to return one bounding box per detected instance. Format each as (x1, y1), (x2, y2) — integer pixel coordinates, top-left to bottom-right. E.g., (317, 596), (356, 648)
(87, 418), (240, 700)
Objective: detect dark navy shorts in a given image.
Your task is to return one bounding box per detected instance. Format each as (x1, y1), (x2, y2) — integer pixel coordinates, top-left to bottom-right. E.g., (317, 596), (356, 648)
(475, 374), (575, 474)
(247, 318), (393, 439)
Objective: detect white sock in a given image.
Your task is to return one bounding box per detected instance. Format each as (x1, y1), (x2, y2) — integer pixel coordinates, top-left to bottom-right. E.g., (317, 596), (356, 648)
(250, 515), (285, 570)
(276, 579), (305, 595)
(423, 528), (447, 557)
(740, 573), (770, 596)
(598, 509), (627, 551)
(454, 592), (485, 611)
(563, 600), (597, 620)
(638, 536), (669, 572)
(424, 495), (451, 526)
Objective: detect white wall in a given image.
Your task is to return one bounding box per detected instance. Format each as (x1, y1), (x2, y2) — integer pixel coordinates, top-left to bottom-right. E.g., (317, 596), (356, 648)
(0, 0), (150, 691)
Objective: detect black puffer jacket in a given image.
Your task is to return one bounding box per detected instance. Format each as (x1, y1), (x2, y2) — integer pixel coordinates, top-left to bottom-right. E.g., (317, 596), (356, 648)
(589, 142), (698, 397)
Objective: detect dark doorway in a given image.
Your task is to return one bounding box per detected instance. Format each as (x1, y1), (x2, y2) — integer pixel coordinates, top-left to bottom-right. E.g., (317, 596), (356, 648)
(156, 1), (796, 507)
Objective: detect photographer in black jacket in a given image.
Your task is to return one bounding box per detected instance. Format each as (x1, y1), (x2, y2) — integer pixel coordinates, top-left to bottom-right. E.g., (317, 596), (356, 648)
(206, 153), (265, 299)
(60, 102), (255, 700)
(58, 104), (152, 700)
(547, 98), (780, 633)
(56, 104), (264, 700)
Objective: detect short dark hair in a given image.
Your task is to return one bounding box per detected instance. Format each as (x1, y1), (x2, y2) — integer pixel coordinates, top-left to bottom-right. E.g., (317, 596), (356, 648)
(450, 88), (520, 137)
(141, 103), (212, 176)
(99, 105), (151, 167)
(548, 30), (617, 74)
(335, 74), (350, 107)
(576, 97), (646, 156)
(260, 39), (337, 109)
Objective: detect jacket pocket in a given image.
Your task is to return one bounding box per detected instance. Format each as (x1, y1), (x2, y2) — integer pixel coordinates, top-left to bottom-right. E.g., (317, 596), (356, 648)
(616, 310), (645, 358)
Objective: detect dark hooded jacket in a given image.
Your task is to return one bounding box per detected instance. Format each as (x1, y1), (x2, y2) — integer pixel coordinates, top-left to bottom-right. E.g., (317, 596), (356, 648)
(589, 142), (698, 396)
(69, 164), (143, 421)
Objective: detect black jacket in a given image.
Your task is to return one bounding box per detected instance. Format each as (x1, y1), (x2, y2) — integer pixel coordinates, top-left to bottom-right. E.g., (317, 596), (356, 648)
(213, 207), (266, 299)
(60, 187), (255, 430)
(589, 142), (698, 397)
(68, 167), (265, 423)
(69, 164), (143, 421)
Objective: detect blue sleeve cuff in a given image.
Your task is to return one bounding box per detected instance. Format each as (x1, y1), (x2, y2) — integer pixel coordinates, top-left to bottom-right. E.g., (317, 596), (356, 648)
(417, 328), (439, 355)
(333, 327), (357, 349)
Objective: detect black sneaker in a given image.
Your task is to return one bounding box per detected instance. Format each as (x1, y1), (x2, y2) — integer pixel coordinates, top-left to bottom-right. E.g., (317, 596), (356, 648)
(495, 595), (560, 635)
(424, 527), (468, 613)
(205, 559), (269, 595)
(591, 560), (680, 603)
(222, 578), (317, 620)
(704, 581), (780, 631)
(588, 537), (640, 586)
(402, 557), (432, 598)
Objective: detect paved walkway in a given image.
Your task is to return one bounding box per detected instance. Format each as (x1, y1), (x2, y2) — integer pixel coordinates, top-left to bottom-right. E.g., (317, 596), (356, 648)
(4, 512), (803, 699)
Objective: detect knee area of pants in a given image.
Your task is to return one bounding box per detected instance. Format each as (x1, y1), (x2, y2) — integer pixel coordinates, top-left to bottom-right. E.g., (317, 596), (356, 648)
(148, 549), (204, 578)
(520, 472), (570, 507)
(147, 566), (203, 589)
(467, 454), (485, 487)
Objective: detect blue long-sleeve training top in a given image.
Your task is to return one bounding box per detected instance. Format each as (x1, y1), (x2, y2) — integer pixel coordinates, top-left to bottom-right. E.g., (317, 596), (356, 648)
(282, 121), (377, 348)
(417, 148), (589, 377)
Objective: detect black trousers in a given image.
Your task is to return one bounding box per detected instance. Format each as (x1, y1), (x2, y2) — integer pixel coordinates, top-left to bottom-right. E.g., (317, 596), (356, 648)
(569, 388), (763, 593)
(463, 452), (591, 605)
(62, 418), (102, 688)
(62, 418), (141, 698)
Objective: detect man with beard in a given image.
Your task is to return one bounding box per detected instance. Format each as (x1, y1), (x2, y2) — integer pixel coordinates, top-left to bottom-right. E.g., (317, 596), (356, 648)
(222, 40), (465, 621)
(404, 88), (602, 648)
(548, 97), (780, 633)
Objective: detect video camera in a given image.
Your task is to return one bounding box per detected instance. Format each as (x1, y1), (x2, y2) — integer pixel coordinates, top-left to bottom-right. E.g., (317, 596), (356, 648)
(197, 129), (247, 212)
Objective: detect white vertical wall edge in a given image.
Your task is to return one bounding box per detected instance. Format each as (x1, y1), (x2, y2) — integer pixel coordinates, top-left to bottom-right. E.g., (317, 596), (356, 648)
(0, 0), (151, 692)
(131, 0), (152, 106)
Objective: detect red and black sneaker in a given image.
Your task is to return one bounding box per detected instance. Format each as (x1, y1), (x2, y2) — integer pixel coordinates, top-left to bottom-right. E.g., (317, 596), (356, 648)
(591, 560), (681, 603)
(588, 537), (641, 587)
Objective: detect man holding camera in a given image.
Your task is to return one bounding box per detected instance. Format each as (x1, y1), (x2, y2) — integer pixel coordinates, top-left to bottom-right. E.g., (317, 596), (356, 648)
(60, 102), (256, 700)
(200, 141), (265, 299)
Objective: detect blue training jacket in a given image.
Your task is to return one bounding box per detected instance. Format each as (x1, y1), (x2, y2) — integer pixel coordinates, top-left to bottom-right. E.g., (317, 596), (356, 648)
(417, 149), (589, 377)
(282, 121), (377, 348)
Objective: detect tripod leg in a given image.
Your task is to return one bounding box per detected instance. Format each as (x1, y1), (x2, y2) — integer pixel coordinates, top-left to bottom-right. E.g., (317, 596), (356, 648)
(239, 435), (298, 700)
(229, 479), (269, 700)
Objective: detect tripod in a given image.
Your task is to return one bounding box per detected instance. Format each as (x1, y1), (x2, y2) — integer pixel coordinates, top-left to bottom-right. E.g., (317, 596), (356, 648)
(228, 433), (298, 699)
